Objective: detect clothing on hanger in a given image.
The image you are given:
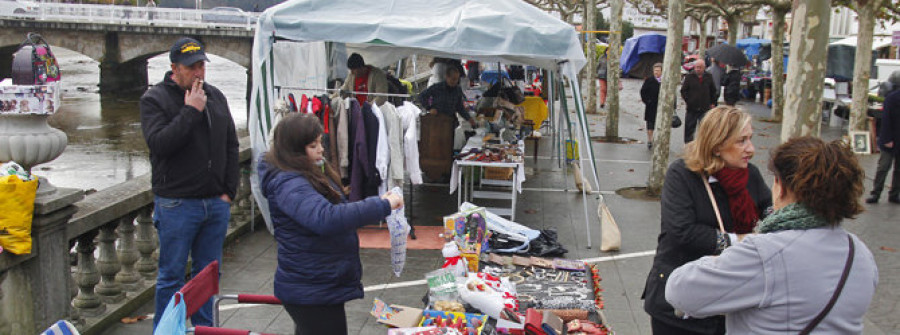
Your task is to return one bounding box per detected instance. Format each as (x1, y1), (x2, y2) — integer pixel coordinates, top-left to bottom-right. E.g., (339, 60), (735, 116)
(398, 101), (423, 185)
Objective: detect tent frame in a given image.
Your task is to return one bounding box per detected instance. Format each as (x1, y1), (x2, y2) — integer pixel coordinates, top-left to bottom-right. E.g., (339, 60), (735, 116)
(248, 0), (603, 249)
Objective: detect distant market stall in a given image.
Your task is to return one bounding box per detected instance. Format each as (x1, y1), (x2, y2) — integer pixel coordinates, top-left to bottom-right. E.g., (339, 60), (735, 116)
(620, 33), (666, 79)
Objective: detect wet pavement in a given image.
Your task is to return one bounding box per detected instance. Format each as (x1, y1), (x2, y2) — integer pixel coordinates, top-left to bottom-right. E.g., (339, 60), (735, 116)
(101, 78), (900, 335)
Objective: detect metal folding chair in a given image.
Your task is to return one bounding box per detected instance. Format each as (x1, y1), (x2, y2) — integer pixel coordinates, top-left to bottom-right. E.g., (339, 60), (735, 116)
(175, 260), (282, 335)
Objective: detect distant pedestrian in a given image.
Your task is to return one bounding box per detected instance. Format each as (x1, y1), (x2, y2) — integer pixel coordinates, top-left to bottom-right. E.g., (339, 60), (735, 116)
(866, 70), (900, 204)
(680, 59), (717, 143)
(640, 63), (662, 149)
(721, 68), (742, 106)
(707, 58), (725, 103)
(597, 51), (608, 108)
(667, 136), (877, 334)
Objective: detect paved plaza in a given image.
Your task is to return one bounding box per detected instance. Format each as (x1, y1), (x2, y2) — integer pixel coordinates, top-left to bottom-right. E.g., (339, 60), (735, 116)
(103, 78), (900, 335)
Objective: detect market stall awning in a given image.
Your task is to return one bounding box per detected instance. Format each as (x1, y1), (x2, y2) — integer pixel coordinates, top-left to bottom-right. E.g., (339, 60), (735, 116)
(735, 38), (770, 59)
(255, 0), (586, 78)
(620, 33), (666, 78)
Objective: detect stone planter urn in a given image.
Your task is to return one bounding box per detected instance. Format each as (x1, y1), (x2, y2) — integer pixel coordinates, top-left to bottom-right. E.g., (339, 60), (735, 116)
(0, 113), (68, 197)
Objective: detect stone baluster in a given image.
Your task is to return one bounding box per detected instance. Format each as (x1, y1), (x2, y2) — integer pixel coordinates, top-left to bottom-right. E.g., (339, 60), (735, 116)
(115, 212), (142, 291)
(96, 222), (124, 304)
(231, 164), (252, 226)
(73, 230), (105, 317)
(135, 206), (157, 279)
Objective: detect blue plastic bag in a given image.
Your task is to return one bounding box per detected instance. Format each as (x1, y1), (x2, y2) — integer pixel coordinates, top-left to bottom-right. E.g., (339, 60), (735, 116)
(154, 292), (186, 335)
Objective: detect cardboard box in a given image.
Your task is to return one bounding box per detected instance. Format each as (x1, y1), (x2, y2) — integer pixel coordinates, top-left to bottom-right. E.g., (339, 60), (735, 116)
(372, 298), (424, 328)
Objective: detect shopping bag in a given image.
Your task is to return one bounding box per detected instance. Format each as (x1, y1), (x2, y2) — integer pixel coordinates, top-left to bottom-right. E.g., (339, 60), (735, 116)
(0, 175), (39, 254)
(386, 187), (410, 277)
(153, 292), (186, 335)
(598, 195), (621, 251)
(41, 320), (81, 335)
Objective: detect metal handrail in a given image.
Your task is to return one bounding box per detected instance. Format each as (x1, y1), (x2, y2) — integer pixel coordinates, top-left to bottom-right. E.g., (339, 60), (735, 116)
(2, 3), (260, 30)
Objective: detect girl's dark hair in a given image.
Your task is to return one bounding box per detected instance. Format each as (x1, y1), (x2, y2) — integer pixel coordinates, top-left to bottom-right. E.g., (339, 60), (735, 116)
(264, 113), (345, 204)
(769, 136), (864, 225)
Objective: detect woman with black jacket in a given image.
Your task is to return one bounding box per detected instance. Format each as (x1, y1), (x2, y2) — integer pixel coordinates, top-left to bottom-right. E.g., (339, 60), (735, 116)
(642, 106), (772, 334)
(640, 63), (663, 149)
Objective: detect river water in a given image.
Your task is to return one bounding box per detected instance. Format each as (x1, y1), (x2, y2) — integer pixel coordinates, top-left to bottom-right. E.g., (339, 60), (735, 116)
(41, 47), (248, 192)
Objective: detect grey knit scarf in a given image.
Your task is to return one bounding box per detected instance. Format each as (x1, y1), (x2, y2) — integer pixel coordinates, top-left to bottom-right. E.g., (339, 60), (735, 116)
(755, 203), (828, 234)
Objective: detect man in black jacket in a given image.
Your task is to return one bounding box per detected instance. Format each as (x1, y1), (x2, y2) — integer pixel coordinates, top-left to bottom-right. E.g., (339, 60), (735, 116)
(140, 37), (239, 330)
(680, 59), (717, 143)
(867, 71), (900, 204)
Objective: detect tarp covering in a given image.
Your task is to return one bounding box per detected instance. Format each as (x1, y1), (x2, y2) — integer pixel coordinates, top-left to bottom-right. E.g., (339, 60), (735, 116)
(254, 0), (585, 78)
(827, 37), (892, 81)
(626, 52), (664, 79)
(736, 38), (770, 59)
(248, 0), (598, 232)
(620, 33), (666, 78)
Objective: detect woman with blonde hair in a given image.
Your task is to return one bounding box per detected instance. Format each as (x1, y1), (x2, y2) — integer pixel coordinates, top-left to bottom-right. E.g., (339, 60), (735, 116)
(642, 106), (772, 334)
(667, 137), (878, 334)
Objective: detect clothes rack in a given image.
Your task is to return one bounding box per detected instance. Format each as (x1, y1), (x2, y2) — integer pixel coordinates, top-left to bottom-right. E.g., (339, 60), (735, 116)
(275, 86), (411, 98)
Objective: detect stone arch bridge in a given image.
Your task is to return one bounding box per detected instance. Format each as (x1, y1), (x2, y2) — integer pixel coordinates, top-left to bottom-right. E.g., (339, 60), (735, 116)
(0, 18), (253, 93)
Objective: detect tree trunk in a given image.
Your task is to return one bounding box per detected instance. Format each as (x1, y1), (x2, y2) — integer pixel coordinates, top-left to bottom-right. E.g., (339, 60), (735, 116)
(606, 0), (624, 137)
(647, 0), (686, 196)
(586, 0), (598, 114)
(726, 15), (739, 45)
(781, 0), (831, 141)
(769, 6), (788, 122)
(697, 15), (709, 58)
(849, 0), (879, 132)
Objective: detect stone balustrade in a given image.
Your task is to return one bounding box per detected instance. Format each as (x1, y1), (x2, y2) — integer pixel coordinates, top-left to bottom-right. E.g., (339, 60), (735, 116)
(0, 136), (258, 335)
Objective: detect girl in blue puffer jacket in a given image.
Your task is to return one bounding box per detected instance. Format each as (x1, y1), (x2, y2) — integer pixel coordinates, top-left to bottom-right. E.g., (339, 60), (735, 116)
(258, 113), (402, 335)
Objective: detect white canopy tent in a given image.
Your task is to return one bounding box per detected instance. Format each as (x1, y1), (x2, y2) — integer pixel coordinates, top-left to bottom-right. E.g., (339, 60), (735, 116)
(248, 0), (603, 246)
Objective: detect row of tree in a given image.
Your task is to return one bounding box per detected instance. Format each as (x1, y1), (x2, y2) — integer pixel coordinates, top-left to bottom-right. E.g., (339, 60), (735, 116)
(527, 0), (898, 195)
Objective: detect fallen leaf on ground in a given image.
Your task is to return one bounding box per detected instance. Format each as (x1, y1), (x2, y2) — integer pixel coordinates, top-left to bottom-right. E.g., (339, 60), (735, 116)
(524, 209), (538, 214)
(121, 315), (149, 324)
(627, 169), (634, 172)
(880, 246), (897, 252)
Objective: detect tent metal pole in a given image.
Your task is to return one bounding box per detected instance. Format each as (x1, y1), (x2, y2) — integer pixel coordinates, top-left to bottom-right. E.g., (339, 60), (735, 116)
(569, 77), (600, 249)
(569, 78), (601, 193)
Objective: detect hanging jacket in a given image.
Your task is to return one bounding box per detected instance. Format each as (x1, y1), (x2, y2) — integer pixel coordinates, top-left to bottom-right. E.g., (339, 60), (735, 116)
(258, 158), (390, 306)
(348, 100), (370, 201)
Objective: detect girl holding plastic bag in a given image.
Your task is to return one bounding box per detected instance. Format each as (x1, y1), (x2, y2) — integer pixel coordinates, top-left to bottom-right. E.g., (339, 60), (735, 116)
(258, 114), (403, 335)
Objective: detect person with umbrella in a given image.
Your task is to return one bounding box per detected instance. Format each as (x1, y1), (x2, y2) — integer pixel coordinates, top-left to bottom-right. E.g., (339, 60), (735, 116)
(721, 66), (743, 106)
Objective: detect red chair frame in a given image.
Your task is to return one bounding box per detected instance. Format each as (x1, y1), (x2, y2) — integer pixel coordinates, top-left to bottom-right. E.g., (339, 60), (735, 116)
(173, 260), (283, 335)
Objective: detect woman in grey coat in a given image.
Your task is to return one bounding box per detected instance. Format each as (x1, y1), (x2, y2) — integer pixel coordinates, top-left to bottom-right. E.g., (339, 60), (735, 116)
(667, 136), (879, 334)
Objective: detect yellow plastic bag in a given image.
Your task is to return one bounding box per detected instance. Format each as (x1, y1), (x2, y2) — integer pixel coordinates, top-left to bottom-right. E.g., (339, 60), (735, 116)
(0, 175), (38, 254)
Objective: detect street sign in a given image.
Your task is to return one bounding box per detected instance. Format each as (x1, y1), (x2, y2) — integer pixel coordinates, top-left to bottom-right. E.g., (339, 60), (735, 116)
(893, 30), (900, 47)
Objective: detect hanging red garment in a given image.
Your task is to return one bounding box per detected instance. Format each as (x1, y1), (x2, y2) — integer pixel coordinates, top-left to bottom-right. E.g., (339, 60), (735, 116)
(300, 94), (310, 113)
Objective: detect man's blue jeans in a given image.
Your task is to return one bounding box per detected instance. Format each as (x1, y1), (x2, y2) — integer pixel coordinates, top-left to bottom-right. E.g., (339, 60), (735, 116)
(153, 196), (231, 330)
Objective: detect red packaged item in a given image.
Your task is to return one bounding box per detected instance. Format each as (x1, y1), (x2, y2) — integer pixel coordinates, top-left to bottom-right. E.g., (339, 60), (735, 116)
(524, 308), (546, 335)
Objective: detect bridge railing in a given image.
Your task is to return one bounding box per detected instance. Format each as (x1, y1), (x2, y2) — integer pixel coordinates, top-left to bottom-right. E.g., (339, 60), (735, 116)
(31, 3), (259, 30)
(0, 136), (259, 333)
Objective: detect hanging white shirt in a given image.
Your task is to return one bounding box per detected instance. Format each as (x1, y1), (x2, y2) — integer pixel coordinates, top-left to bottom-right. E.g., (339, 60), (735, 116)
(371, 102), (390, 194)
(397, 101), (423, 185)
(380, 102), (405, 189)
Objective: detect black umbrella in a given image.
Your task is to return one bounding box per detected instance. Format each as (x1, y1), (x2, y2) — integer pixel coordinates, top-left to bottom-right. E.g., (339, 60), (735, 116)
(706, 44), (749, 67)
